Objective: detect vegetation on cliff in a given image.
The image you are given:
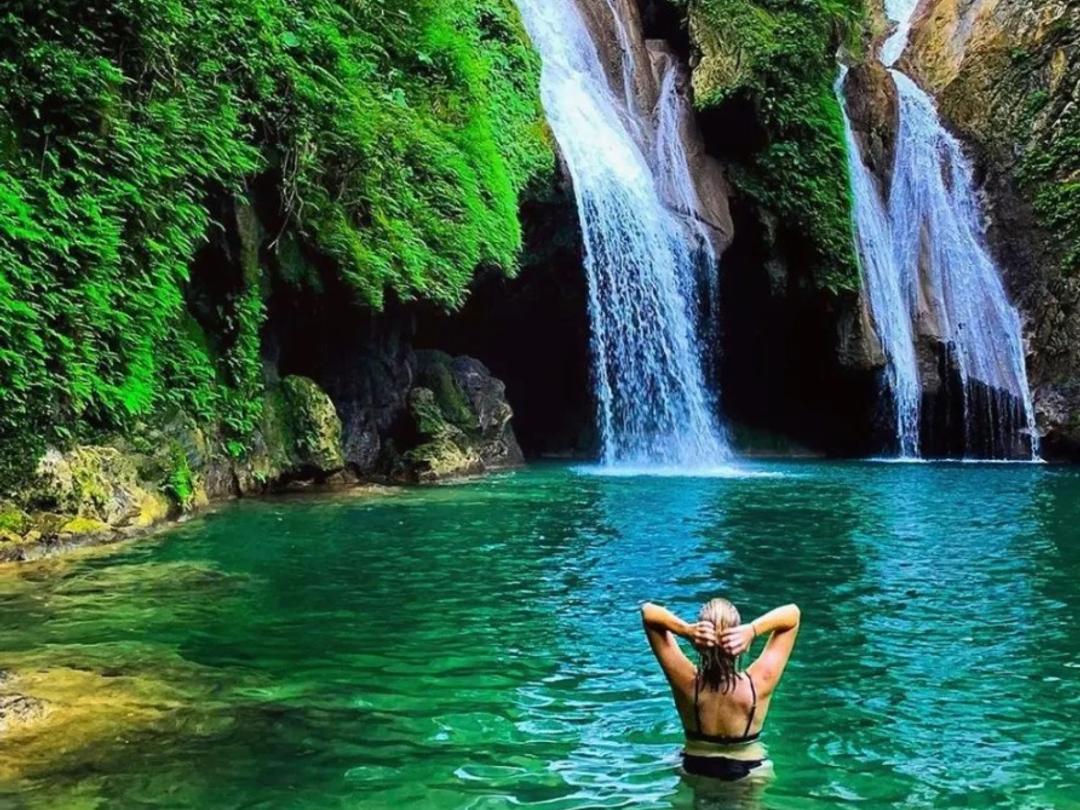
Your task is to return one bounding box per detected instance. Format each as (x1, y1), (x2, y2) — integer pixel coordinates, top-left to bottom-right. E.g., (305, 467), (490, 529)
(678, 0), (866, 292)
(0, 0), (552, 487)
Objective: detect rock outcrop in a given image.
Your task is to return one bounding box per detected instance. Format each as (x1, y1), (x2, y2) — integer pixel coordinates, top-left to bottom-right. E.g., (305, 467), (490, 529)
(1, 357), (523, 562)
(904, 0), (1080, 456)
(843, 61), (900, 191)
(577, 0), (735, 253)
(393, 352), (524, 483)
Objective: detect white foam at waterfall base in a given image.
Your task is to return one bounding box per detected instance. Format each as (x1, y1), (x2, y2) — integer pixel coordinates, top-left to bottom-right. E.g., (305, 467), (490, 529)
(513, 0), (731, 469)
(572, 463), (785, 480)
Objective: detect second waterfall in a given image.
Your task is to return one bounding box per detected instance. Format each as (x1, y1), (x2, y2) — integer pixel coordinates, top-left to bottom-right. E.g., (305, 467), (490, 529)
(514, 0), (731, 468)
(840, 2), (1039, 460)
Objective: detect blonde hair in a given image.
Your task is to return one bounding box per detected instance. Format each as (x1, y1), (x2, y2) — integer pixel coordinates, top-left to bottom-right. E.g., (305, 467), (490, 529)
(697, 597), (741, 693)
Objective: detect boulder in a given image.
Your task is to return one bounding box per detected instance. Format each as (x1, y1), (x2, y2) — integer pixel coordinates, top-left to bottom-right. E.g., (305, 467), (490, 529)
(279, 376), (346, 473)
(241, 375), (346, 492)
(30, 446), (170, 529)
(394, 352), (524, 482)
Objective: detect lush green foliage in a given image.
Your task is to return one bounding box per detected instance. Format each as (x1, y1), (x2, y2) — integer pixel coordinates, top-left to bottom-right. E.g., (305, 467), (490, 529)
(0, 0), (551, 478)
(164, 442), (196, 510)
(1019, 91), (1079, 279)
(681, 0), (864, 292)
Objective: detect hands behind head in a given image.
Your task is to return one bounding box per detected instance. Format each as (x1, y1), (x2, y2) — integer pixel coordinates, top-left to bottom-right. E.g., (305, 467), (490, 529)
(690, 621), (756, 656)
(720, 624), (755, 657)
(689, 621), (718, 651)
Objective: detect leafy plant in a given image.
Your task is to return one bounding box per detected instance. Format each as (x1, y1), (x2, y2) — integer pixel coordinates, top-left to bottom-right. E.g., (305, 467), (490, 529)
(0, 0), (552, 483)
(677, 0), (865, 292)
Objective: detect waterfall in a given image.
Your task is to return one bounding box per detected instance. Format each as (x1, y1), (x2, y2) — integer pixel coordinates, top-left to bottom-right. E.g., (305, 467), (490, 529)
(653, 53), (722, 380)
(513, 0), (730, 467)
(837, 70), (922, 458)
(880, 0), (921, 67)
(840, 4), (1039, 459)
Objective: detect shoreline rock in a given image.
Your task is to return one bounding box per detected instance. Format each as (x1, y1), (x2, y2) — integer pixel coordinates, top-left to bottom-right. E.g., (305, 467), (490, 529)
(1, 360), (525, 564)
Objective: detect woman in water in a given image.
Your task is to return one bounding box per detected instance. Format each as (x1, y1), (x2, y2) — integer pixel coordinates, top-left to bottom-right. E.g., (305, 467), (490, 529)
(641, 599), (800, 781)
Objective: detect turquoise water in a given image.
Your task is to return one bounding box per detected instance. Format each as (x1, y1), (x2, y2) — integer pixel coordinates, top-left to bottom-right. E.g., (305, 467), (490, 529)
(1, 462), (1078, 808)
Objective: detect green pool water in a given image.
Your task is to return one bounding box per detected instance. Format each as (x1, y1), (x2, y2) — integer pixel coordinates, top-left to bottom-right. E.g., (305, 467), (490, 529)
(1, 461), (1078, 809)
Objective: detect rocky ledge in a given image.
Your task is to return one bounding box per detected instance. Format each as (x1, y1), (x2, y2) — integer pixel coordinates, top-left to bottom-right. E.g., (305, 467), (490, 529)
(0, 358), (523, 563)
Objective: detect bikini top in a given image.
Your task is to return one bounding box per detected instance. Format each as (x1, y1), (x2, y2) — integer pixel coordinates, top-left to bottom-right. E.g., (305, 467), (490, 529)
(685, 671), (759, 745)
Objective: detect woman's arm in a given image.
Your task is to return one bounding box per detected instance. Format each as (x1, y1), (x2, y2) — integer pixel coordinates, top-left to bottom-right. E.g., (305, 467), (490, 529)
(720, 604), (800, 696)
(641, 602), (714, 686)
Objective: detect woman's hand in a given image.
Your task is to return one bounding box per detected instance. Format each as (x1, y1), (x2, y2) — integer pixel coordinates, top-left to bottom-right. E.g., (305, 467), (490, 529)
(720, 624), (755, 657)
(688, 620), (718, 650)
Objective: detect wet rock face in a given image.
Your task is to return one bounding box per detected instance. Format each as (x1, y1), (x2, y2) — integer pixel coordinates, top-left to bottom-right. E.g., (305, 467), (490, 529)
(31, 447), (164, 527)
(843, 62), (899, 191)
(277, 376), (346, 475)
(576, 0), (734, 253)
(905, 0), (1080, 456)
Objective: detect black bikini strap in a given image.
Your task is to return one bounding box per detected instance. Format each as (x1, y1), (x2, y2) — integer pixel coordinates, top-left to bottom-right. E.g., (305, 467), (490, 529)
(694, 671), (703, 733)
(743, 672), (758, 739)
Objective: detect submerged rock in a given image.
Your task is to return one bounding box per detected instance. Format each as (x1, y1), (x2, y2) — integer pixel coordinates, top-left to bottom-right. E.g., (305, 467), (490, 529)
(0, 694), (49, 736)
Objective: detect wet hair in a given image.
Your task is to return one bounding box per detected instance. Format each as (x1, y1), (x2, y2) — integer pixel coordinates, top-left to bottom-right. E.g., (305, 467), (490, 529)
(697, 597), (741, 693)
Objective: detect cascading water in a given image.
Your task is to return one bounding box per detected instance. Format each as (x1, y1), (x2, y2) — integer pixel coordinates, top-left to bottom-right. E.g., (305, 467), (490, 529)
(837, 69), (922, 458)
(840, 3), (1039, 459)
(653, 55), (721, 375)
(513, 0), (730, 467)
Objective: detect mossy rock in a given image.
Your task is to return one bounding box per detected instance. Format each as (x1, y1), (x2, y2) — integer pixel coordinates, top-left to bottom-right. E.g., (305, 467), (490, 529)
(414, 351), (477, 430)
(58, 517), (110, 536)
(31, 447), (155, 526)
(396, 353), (523, 482)
(248, 376), (346, 487)
(0, 530), (25, 545)
(408, 387), (458, 439)
(0, 505), (30, 536)
(280, 376), (346, 473)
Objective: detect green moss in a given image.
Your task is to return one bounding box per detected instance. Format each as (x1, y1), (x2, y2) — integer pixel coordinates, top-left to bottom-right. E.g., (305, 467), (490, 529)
(0, 505), (30, 535)
(681, 0), (865, 292)
(279, 376), (344, 472)
(1018, 103), (1079, 278)
(401, 388), (481, 481)
(163, 443), (195, 510)
(415, 352), (475, 429)
(59, 516), (109, 535)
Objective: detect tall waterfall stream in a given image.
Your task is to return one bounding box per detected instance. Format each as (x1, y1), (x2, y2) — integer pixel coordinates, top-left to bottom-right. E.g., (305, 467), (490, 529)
(513, 0), (730, 469)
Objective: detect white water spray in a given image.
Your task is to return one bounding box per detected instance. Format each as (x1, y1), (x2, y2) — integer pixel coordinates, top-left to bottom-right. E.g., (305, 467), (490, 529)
(513, 0), (730, 467)
(840, 3), (1039, 459)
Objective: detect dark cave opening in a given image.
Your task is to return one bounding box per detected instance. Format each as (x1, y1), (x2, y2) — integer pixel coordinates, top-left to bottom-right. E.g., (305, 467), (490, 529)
(413, 183), (597, 459)
(635, 0), (691, 58)
(716, 197), (888, 456)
